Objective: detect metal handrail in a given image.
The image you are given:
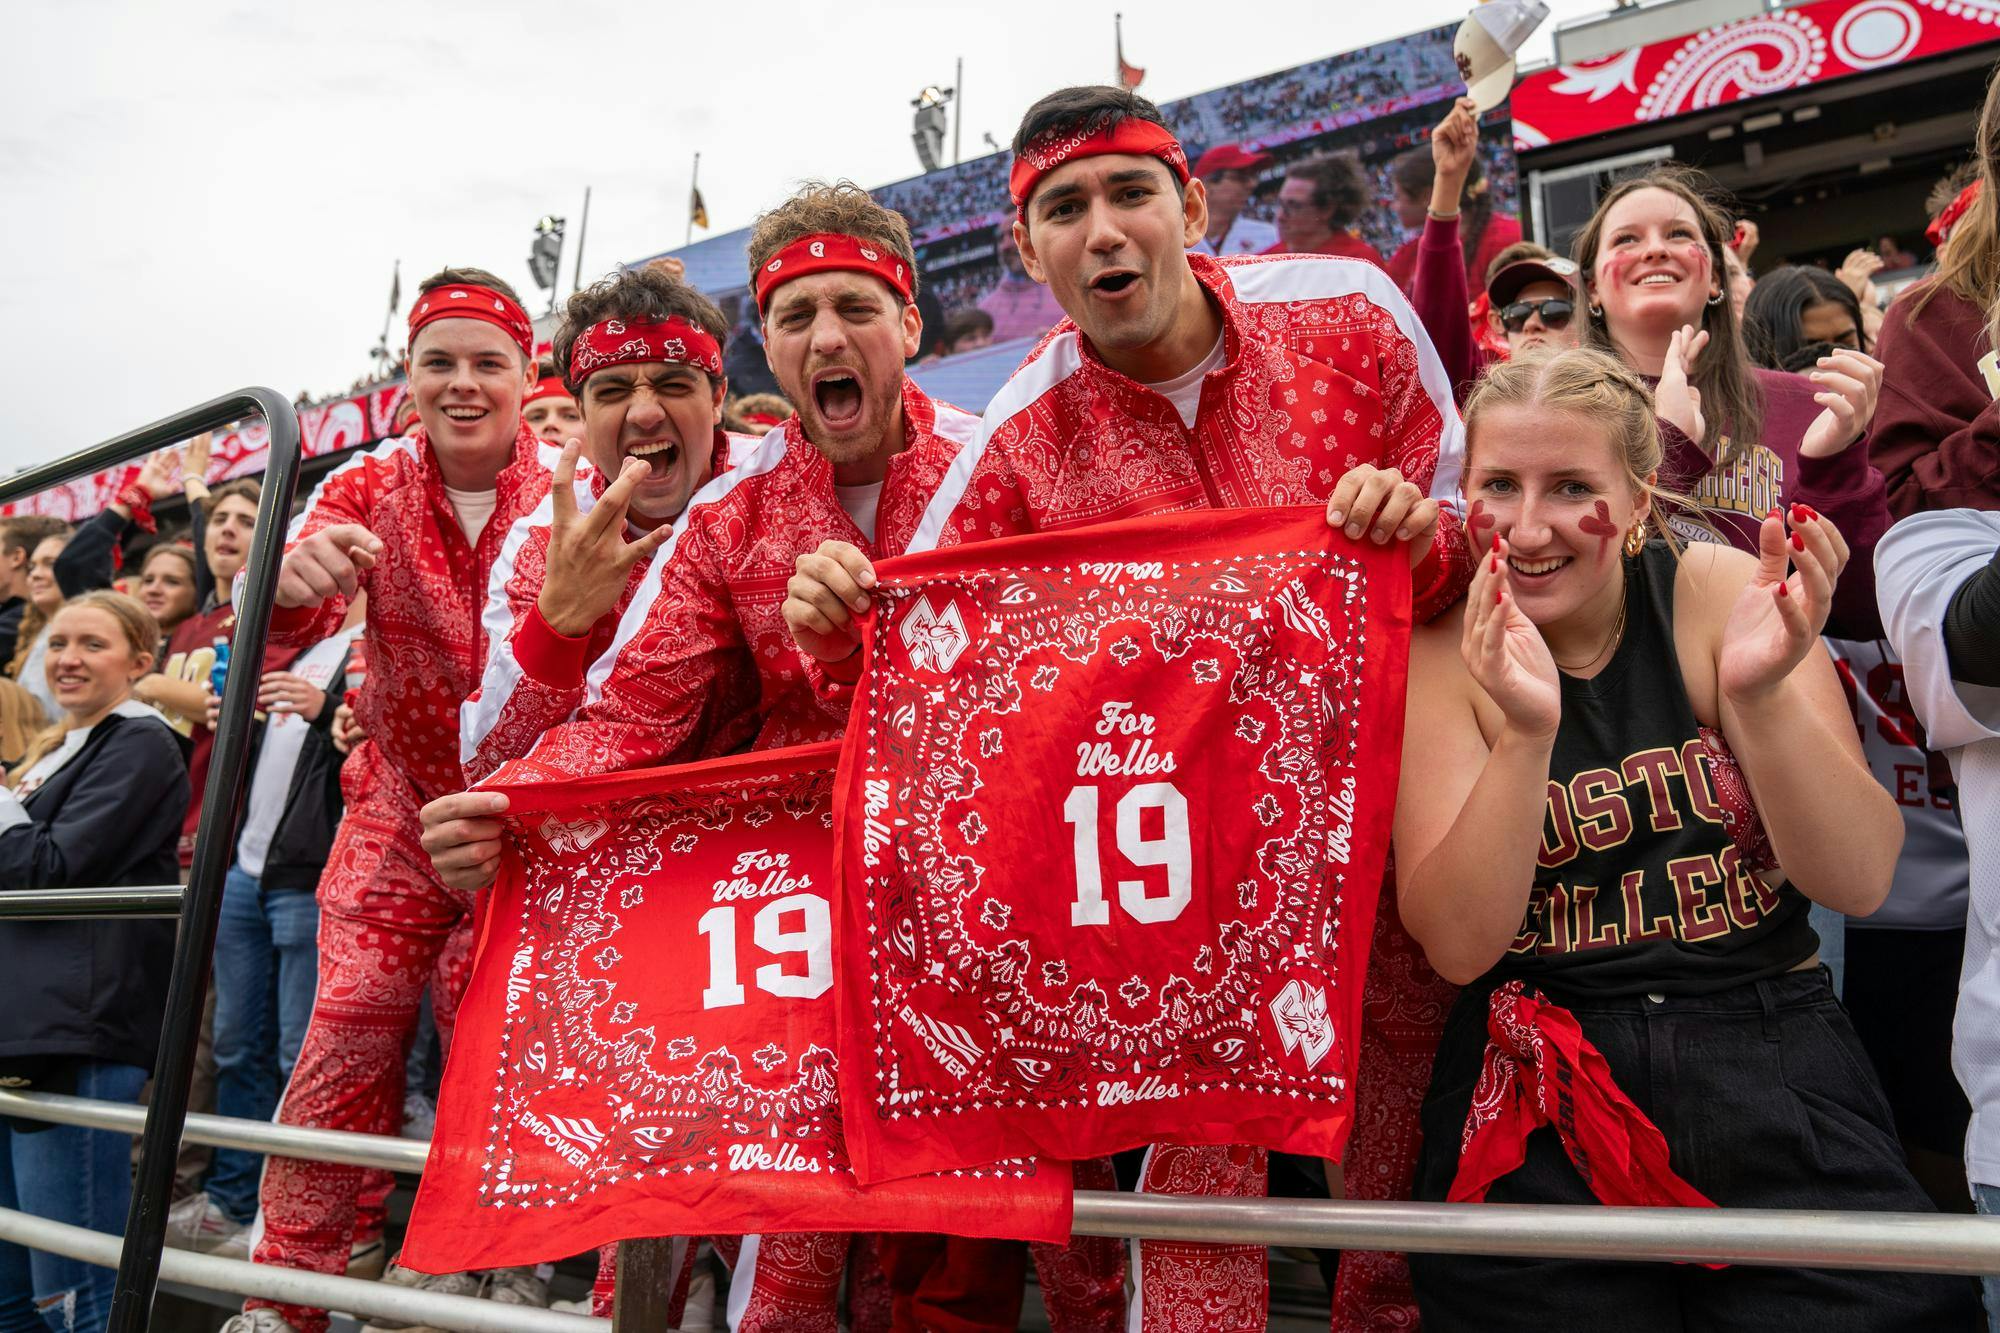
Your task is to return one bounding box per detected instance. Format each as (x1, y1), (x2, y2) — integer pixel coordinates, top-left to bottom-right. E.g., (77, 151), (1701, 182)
(0, 1207), (603, 1332)
(0, 885), (184, 920)
(0, 387), (304, 1333)
(4, 1090), (1997, 1277)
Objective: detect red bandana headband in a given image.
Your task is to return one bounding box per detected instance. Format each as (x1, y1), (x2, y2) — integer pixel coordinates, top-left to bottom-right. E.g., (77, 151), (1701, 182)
(523, 376), (572, 406)
(753, 233), (914, 314)
(568, 316), (723, 382)
(1928, 179), (1982, 248)
(1008, 117), (1190, 213)
(407, 284), (535, 361)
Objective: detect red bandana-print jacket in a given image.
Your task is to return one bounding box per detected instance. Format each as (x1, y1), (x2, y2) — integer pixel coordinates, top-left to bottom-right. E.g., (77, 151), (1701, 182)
(458, 432), (762, 786)
(907, 252), (1472, 621)
(478, 380), (978, 787)
(269, 423), (557, 804)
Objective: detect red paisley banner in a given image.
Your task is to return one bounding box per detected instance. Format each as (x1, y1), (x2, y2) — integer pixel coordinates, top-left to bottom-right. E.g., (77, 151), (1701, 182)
(835, 507), (1412, 1182)
(0, 382), (411, 520)
(401, 743), (1070, 1275)
(1511, 0), (2000, 151)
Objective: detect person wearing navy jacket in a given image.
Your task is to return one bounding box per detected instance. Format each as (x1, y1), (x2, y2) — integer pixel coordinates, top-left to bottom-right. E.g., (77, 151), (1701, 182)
(0, 590), (189, 1333)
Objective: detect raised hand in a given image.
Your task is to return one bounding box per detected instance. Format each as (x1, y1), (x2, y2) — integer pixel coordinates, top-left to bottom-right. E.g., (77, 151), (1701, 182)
(1798, 349), (1883, 458)
(1718, 506), (1848, 704)
(1836, 248), (1883, 302)
(183, 432), (213, 486)
(537, 440), (675, 637)
(1463, 536), (1561, 739)
(134, 449), (179, 501)
(277, 523), (383, 607)
(1325, 464), (1440, 567)
(1655, 324), (1709, 448)
(1429, 97), (1480, 208)
(784, 540), (877, 663)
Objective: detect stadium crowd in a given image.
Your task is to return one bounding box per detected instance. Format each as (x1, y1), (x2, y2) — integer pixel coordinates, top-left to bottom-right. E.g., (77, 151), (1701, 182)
(3, 54), (2000, 1333)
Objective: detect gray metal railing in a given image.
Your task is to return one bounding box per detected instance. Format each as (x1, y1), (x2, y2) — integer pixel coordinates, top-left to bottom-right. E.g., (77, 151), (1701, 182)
(0, 1207), (603, 1332)
(3, 1090), (1996, 1278)
(0, 884), (185, 920)
(0, 388), (304, 1333)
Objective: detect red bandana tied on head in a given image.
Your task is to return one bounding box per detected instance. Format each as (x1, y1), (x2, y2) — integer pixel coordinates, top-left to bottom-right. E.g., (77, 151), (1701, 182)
(1928, 179), (1982, 248)
(1008, 116), (1190, 213)
(568, 317), (723, 382)
(753, 233), (914, 314)
(522, 376), (572, 406)
(407, 284), (534, 361)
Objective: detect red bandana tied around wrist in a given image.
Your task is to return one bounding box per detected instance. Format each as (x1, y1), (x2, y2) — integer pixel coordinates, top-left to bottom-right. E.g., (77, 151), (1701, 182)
(753, 233), (914, 314)
(1008, 116), (1190, 213)
(1928, 179), (1982, 248)
(407, 284), (534, 361)
(1452, 981), (1719, 1226)
(522, 376), (572, 406)
(113, 480), (158, 535)
(569, 316), (723, 381)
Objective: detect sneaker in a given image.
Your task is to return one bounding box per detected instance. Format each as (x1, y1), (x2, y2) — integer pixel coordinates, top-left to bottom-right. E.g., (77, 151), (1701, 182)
(218, 1313), (297, 1333)
(166, 1193), (249, 1256)
(548, 1296), (593, 1315)
(348, 1235), (388, 1280)
(360, 1261), (480, 1332)
(400, 1091), (436, 1141)
(479, 1266), (549, 1307)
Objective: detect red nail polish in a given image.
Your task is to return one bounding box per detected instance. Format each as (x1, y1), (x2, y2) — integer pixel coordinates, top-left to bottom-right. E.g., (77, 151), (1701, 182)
(1490, 556), (1498, 574)
(1768, 507), (1783, 521)
(1491, 534), (1501, 553)
(1791, 533), (1804, 551)
(1496, 588), (1503, 605)
(1777, 583), (1789, 598)
(1802, 505), (1818, 520)
(1790, 503), (1809, 523)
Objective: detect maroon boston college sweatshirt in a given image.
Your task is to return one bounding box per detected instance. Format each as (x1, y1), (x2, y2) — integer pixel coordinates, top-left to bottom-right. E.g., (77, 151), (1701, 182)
(1653, 366), (1891, 640)
(1870, 281), (2000, 519)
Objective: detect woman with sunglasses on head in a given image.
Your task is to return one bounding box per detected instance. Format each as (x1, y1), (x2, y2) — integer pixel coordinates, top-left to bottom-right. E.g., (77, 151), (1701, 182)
(1405, 98), (1578, 401)
(1574, 164), (1891, 639)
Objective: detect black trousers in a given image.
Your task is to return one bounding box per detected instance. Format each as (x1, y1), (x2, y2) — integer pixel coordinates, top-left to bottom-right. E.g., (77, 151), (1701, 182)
(1408, 968), (1984, 1331)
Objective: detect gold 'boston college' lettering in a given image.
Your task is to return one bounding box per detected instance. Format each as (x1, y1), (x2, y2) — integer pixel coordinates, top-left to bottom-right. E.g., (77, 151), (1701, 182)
(1507, 845), (1781, 958)
(1514, 743), (1779, 956)
(1539, 742), (1728, 869)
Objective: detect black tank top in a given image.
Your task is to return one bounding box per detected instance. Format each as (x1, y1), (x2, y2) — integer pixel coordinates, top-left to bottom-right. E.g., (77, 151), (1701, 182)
(1492, 541), (1818, 998)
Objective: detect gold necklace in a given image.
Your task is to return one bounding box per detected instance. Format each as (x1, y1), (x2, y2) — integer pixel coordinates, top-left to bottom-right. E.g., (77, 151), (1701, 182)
(1551, 581), (1629, 674)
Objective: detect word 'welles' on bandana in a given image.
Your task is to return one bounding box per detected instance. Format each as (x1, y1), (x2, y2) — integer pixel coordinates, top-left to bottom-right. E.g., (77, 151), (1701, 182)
(400, 743), (1070, 1275)
(834, 506), (1413, 1183)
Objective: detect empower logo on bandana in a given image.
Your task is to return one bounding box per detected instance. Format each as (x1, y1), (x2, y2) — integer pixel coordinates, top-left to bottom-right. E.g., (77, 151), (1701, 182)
(834, 506), (1413, 1182)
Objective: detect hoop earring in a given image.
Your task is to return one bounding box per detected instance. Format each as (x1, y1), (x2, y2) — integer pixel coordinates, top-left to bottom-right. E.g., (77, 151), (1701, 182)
(1624, 521), (1647, 557)
(1706, 290), (1724, 306)
(1588, 304), (1603, 319)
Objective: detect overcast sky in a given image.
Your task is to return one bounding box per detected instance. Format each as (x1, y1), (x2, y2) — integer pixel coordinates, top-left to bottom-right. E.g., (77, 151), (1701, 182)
(0, 0), (1601, 477)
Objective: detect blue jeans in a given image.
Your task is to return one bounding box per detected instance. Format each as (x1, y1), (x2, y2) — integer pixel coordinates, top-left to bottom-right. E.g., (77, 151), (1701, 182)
(1976, 1183), (2000, 1333)
(207, 863), (320, 1223)
(1809, 900), (1847, 997)
(0, 1060), (147, 1333)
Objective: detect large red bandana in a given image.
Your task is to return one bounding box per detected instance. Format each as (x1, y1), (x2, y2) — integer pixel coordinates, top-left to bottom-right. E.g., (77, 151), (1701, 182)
(407, 283), (534, 360)
(522, 376), (572, 406)
(1008, 117), (1191, 212)
(569, 316), (723, 382)
(834, 506), (1410, 1180)
(400, 743), (1069, 1273)
(753, 233), (914, 314)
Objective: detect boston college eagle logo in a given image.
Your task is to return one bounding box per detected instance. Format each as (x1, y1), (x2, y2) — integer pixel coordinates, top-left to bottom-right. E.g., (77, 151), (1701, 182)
(1271, 978), (1333, 1071)
(899, 594), (970, 674)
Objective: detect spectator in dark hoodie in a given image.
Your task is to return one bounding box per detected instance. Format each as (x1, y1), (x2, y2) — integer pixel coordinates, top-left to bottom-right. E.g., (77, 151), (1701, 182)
(0, 591), (187, 1333)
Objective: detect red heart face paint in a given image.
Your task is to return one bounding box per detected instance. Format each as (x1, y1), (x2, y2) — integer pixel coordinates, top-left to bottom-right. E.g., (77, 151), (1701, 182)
(1467, 499), (1496, 549)
(1577, 498), (1620, 560)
